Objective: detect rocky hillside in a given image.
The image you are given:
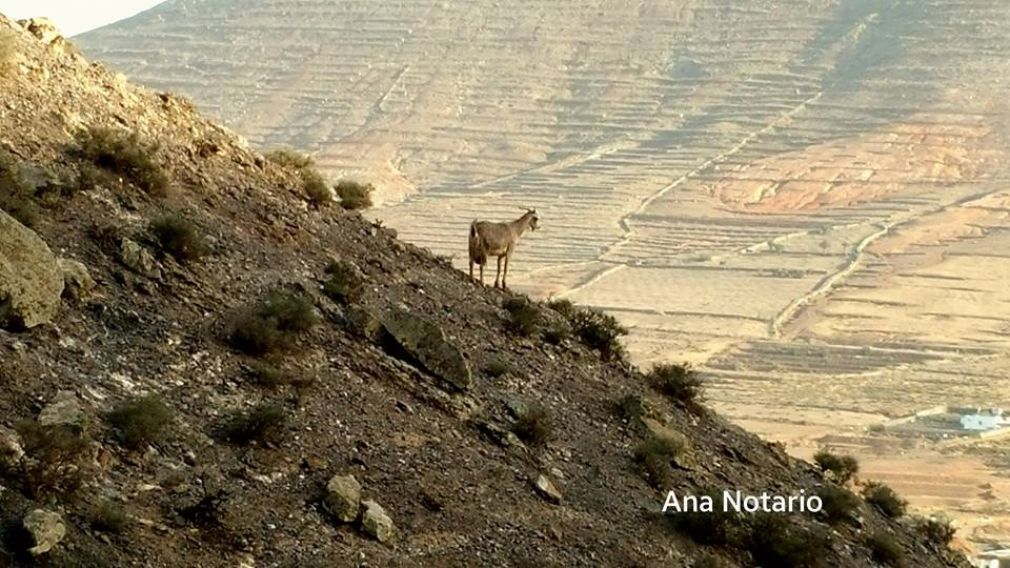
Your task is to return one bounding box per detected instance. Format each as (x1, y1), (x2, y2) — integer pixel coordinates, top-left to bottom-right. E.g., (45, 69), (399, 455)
(0, 14), (969, 568)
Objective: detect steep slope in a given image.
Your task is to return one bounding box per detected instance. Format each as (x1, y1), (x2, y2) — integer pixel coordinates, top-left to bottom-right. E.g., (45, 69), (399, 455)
(73, 3), (1010, 545)
(0, 14), (969, 568)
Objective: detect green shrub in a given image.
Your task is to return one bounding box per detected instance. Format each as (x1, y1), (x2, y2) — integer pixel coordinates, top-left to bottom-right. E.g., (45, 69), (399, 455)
(75, 127), (169, 196)
(335, 179), (373, 210)
(617, 393), (646, 422)
(222, 403), (288, 445)
(107, 394), (173, 449)
(264, 148), (314, 170)
(747, 514), (830, 568)
(229, 290), (319, 356)
(666, 489), (740, 546)
(90, 501), (131, 534)
(14, 421), (89, 499)
(322, 260), (365, 305)
(813, 450), (859, 484)
(648, 363), (703, 404)
(503, 297), (542, 337)
(542, 323), (570, 345)
(301, 168), (332, 207)
(546, 298), (575, 319)
(914, 515), (955, 547)
(862, 481), (907, 518)
(248, 361), (285, 387)
(512, 404), (554, 447)
(483, 356), (513, 378)
(634, 432), (685, 488)
(150, 213), (209, 262)
(866, 532), (904, 566)
(569, 307), (627, 362)
(817, 484), (860, 524)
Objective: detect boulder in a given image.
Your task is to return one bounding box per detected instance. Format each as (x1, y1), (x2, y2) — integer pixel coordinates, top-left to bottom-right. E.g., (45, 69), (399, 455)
(118, 238), (162, 279)
(0, 210), (64, 330)
(58, 258), (96, 302)
(0, 426), (25, 469)
(325, 474), (361, 523)
(361, 499), (395, 544)
(380, 307), (471, 391)
(22, 509), (65, 556)
(534, 474), (563, 504)
(346, 306), (385, 343)
(38, 391), (86, 431)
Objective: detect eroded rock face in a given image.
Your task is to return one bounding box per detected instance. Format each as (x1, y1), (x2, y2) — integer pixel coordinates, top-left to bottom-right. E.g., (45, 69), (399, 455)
(325, 474), (362, 523)
(22, 509), (66, 556)
(380, 307), (472, 391)
(18, 18), (62, 45)
(118, 238), (162, 279)
(38, 390), (87, 430)
(361, 499), (395, 544)
(0, 210), (64, 330)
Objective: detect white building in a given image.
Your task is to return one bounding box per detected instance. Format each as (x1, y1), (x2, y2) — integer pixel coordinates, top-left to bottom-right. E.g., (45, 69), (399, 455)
(962, 408), (1008, 431)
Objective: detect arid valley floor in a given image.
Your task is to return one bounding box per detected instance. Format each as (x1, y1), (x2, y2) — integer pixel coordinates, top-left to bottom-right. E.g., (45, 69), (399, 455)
(77, 0), (1010, 554)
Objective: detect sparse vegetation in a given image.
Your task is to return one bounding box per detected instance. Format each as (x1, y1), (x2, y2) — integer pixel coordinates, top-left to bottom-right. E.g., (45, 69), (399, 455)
(0, 150), (37, 226)
(14, 421), (89, 499)
(483, 356), (513, 378)
(914, 515), (956, 547)
(866, 532), (904, 566)
(107, 394), (173, 449)
(512, 404), (554, 447)
(634, 432), (685, 488)
(546, 298), (576, 319)
(747, 514), (831, 568)
(302, 168), (332, 207)
(222, 403), (289, 445)
(816, 484), (860, 524)
(503, 297), (542, 337)
(335, 179), (374, 210)
(150, 213), (209, 262)
(229, 290), (319, 356)
(90, 501), (131, 534)
(813, 449), (859, 484)
(665, 489), (739, 546)
(617, 393), (646, 422)
(647, 363), (703, 404)
(862, 481), (907, 518)
(542, 323), (570, 345)
(75, 126), (170, 196)
(248, 361), (285, 387)
(322, 260), (365, 305)
(568, 306), (627, 362)
(264, 148), (314, 170)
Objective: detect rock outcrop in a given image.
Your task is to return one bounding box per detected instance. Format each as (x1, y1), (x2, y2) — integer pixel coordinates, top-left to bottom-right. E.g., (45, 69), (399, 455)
(0, 210), (64, 330)
(325, 474), (362, 523)
(380, 307), (472, 391)
(361, 499), (395, 544)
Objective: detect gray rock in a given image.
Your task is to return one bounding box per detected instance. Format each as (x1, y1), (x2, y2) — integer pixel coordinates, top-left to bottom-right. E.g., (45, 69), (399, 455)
(346, 306), (385, 343)
(22, 509), (65, 556)
(118, 239), (162, 279)
(534, 474), (563, 504)
(0, 210), (64, 330)
(38, 391), (86, 430)
(58, 258), (96, 302)
(361, 499), (395, 543)
(0, 426), (25, 469)
(380, 307), (471, 391)
(325, 474), (361, 523)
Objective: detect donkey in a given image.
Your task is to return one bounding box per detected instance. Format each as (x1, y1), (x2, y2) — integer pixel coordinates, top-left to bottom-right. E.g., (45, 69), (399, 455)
(468, 209), (540, 289)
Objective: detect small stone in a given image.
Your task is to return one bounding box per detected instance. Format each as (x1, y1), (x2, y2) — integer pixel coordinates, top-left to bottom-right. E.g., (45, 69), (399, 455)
(58, 258), (96, 302)
(325, 474), (361, 523)
(22, 509), (66, 556)
(118, 238), (162, 279)
(0, 426), (25, 469)
(534, 474), (563, 504)
(361, 499), (396, 544)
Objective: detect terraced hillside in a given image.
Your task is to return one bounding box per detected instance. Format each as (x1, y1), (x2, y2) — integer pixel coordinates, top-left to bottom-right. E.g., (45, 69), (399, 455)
(79, 0), (1010, 551)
